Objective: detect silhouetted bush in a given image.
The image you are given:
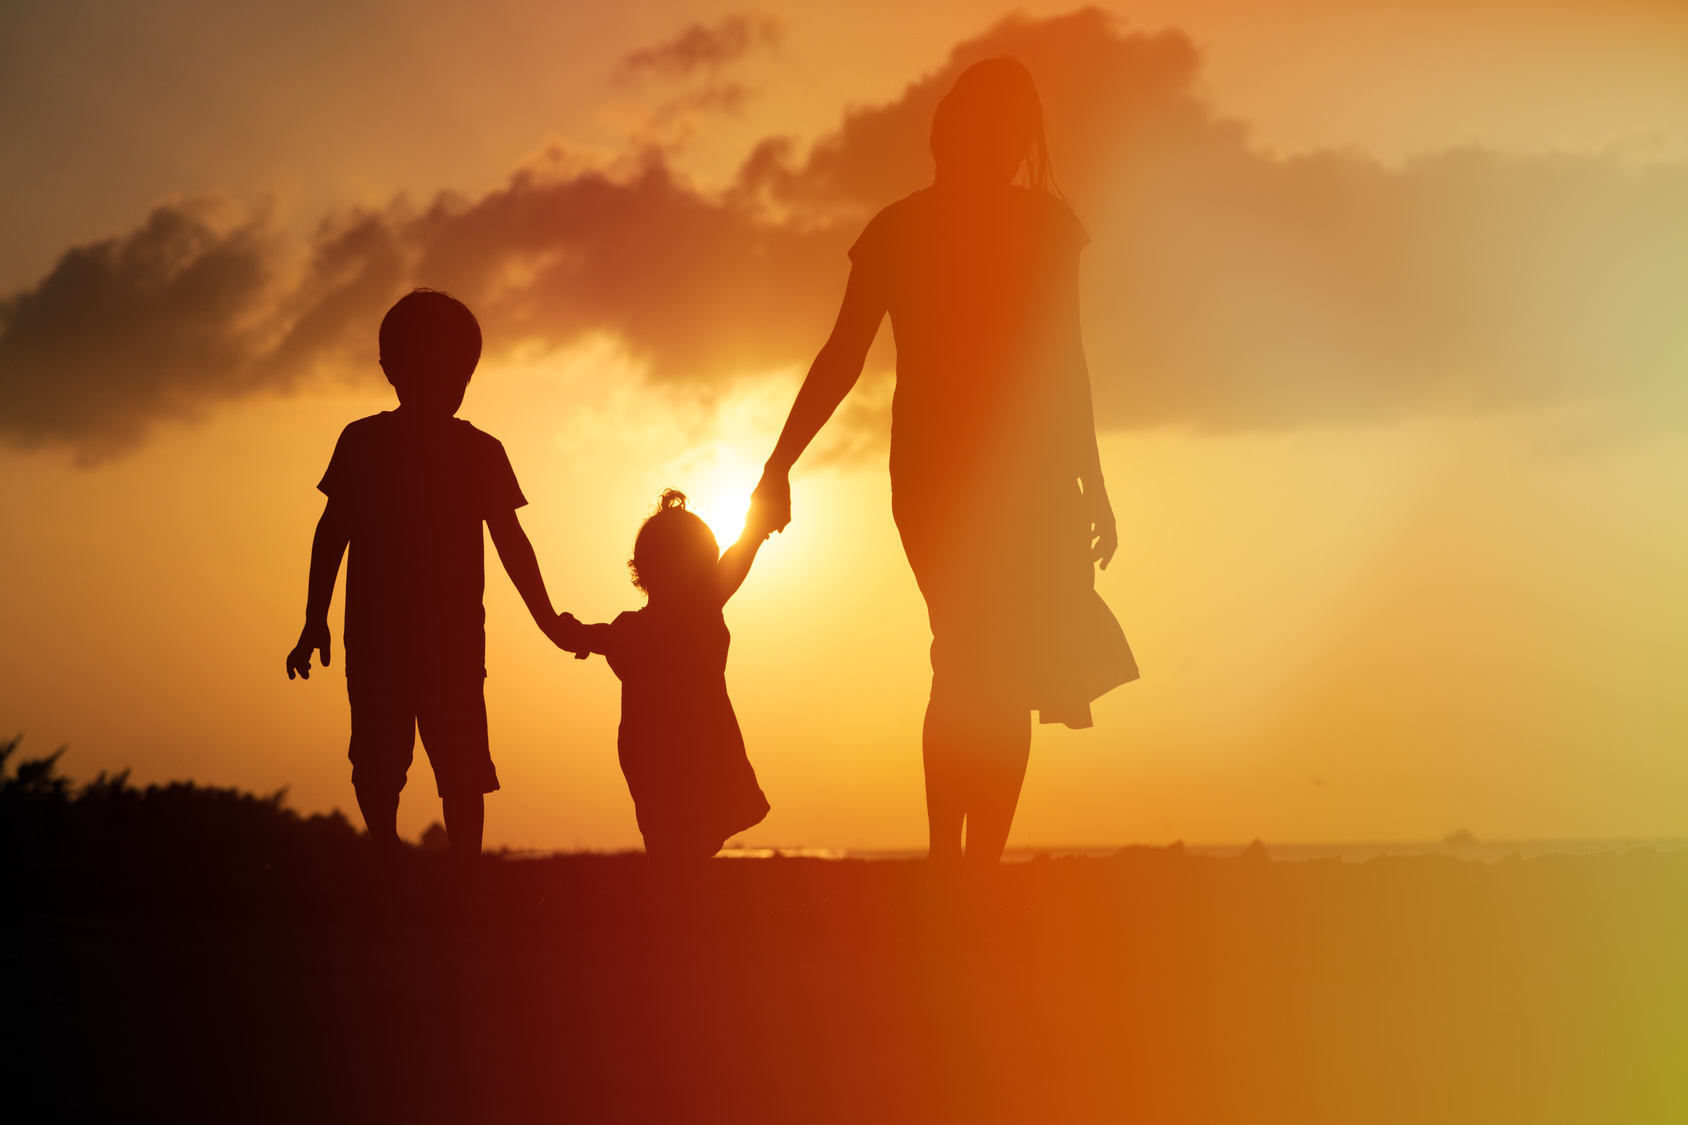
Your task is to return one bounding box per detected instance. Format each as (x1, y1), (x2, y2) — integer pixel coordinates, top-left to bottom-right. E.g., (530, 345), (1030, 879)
(0, 733), (369, 917)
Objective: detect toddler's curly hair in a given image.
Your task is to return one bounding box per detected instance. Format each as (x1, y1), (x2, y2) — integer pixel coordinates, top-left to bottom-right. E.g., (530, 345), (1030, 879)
(629, 489), (719, 594)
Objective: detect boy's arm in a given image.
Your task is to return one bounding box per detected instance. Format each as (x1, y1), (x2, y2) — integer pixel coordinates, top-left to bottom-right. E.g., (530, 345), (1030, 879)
(286, 497), (351, 680)
(714, 524), (771, 606)
(486, 507), (565, 644)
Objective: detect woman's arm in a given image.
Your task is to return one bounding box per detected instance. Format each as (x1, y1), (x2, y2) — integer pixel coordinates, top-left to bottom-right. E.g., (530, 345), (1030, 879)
(1076, 369), (1118, 571)
(750, 266), (887, 532)
(1065, 263), (1118, 571)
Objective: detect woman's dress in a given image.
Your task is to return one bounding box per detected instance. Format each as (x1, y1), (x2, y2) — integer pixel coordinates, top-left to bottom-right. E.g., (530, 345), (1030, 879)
(849, 185), (1138, 727)
(603, 605), (770, 854)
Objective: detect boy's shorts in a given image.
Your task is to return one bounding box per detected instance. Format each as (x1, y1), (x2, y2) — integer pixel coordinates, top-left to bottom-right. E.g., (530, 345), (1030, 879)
(347, 676), (500, 798)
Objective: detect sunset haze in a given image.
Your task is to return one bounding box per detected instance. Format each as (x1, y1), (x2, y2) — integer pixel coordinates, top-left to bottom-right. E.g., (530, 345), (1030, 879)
(3, 0), (1685, 851)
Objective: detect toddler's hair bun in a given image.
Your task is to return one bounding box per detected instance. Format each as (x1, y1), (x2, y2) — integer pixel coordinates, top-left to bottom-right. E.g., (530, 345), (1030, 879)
(628, 488), (715, 594)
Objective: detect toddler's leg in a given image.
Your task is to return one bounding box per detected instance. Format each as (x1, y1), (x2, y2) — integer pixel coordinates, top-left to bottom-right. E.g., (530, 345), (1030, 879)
(642, 825), (723, 863)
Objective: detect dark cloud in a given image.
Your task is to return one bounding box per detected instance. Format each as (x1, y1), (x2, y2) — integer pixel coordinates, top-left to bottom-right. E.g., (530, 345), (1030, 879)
(406, 155), (849, 379)
(0, 200), (274, 458)
(4, 7), (1686, 458)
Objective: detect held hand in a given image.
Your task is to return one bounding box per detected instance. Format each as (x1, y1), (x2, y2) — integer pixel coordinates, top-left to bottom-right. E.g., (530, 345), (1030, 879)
(551, 612), (590, 659)
(286, 620), (331, 680)
(749, 467), (792, 535)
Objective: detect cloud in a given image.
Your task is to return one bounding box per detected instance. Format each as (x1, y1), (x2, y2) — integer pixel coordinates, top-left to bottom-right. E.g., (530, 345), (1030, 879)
(1085, 128), (1688, 430)
(618, 15), (783, 80)
(0, 195), (414, 459)
(4, 7), (1686, 458)
(615, 15), (784, 144)
(0, 200), (276, 458)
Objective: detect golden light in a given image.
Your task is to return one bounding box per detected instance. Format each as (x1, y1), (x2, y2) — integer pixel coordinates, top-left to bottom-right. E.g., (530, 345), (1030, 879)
(695, 492), (752, 549)
(660, 437), (761, 549)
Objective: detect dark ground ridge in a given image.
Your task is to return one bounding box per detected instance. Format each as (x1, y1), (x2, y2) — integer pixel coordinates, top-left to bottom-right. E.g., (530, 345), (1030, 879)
(4, 738), (1686, 1123)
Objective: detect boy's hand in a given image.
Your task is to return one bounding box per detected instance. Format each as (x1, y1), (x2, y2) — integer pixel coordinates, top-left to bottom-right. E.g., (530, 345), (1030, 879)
(551, 612), (590, 659)
(286, 621), (332, 680)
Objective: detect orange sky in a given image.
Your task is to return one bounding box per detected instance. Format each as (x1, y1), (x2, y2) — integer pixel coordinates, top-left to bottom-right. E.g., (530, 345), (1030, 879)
(3, 2), (1686, 849)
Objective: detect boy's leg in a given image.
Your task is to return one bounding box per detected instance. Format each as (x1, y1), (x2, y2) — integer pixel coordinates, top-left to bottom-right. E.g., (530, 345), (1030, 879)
(416, 678), (498, 861)
(441, 793), (484, 860)
(356, 789), (402, 855)
(347, 676), (417, 859)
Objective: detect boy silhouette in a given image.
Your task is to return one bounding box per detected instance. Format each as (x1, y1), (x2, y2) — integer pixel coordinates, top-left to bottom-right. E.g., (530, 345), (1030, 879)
(285, 288), (566, 861)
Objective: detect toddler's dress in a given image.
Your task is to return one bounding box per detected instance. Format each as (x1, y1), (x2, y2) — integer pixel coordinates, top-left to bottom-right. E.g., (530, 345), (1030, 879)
(600, 603), (769, 855)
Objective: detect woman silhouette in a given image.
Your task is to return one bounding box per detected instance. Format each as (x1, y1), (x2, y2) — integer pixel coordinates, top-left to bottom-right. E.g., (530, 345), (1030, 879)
(752, 58), (1137, 869)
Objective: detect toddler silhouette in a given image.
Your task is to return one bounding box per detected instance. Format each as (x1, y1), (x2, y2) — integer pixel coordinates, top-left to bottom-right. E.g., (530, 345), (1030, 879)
(558, 490), (772, 859)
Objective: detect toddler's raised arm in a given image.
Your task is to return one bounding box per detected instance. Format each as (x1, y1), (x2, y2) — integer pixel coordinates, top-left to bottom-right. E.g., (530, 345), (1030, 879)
(713, 511), (775, 607)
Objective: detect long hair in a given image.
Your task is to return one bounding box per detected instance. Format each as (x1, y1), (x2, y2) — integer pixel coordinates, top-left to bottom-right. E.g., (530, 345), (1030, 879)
(929, 56), (1060, 196)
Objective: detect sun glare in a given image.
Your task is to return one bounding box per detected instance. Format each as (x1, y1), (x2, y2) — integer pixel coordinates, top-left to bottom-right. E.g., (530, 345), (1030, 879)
(661, 438), (763, 550)
(695, 492), (751, 549)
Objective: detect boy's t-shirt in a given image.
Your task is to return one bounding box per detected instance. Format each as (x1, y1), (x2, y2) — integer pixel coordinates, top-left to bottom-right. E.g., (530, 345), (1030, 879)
(318, 409), (526, 683)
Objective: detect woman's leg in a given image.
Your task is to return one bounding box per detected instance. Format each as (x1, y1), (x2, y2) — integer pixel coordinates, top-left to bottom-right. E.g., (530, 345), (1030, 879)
(923, 700), (968, 864)
(924, 686), (1031, 867)
(960, 708), (1031, 868)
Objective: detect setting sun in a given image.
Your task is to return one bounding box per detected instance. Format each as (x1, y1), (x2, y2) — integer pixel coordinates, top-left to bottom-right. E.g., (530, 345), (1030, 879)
(655, 429), (775, 550)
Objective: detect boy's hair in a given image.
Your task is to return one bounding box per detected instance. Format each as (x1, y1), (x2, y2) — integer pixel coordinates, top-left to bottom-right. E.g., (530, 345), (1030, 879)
(629, 490), (719, 594)
(378, 288), (483, 385)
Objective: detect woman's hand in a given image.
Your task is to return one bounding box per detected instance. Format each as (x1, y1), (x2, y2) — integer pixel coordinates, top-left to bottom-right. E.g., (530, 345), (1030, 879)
(750, 466), (793, 535)
(1087, 487), (1119, 571)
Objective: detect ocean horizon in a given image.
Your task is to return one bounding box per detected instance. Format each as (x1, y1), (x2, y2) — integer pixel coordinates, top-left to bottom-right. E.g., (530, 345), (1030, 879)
(497, 837), (1688, 864)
